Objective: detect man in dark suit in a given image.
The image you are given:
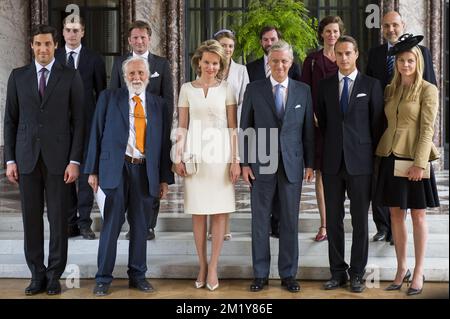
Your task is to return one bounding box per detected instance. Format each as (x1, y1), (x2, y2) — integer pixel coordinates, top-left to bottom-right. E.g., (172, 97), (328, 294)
(55, 15), (107, 240)
(241, 40), (314, 293)
(246, 26), (302, 83)
(246, 26), (302, 238)
(4, 25), (84, 295)
(318, 36), (384, 293)
(85, 56), (173, 296)
(110, 20), (174, 240)
(366, 11), (437, 245)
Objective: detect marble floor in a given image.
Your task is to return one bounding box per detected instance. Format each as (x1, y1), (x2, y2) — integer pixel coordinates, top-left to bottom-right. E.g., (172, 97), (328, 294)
(0, 169), (448, 215)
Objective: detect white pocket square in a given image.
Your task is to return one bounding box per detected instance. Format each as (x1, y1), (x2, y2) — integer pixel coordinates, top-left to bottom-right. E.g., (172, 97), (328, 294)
(294, 104), (302, 109)
(356, 93), (367, 98)
(150, 71), (160, 78)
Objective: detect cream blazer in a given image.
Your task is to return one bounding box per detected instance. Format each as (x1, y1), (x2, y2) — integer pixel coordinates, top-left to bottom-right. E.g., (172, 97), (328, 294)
(225, 60), (249, 126)
(376, 81), (440, 169)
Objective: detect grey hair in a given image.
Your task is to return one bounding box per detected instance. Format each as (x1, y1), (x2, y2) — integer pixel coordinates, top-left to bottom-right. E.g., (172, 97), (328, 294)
(122, 56), (150, 78)
(268, 40), (294, 60)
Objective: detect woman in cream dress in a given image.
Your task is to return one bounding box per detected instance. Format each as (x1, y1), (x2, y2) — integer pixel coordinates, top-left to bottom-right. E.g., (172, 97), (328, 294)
(173, 40), (240, 291)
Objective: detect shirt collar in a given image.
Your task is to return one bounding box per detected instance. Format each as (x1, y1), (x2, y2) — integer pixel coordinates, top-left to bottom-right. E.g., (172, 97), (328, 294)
(133, 51), (149, 59)
(130, 90), (146, 104)
(65, 44), (82, 55)
(35, 58), (56, 73)
(338, 69), (358, 82)
(264, 54), (269, 66)
(270, 75), (289, 88)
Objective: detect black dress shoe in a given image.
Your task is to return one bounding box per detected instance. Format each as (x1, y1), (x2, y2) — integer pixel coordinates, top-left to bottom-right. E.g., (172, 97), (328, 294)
(147, 228), (155, 241)
(93, 282), (110, 296)
(390, 237), (395, 246)
(250, 278), (268, 292)
(350, 275), (366, 293)
(46, 279), (61, 295)
(80, 227), (96, 240)
(129, 278), (154, 292)
(281, 277), (300, 293)
(68, 225), (80, 237)
(372, 231), (387, 242)
(385, 232), (392, 243)
(25, 279), (46, 295)
(323, 277), (348, 290)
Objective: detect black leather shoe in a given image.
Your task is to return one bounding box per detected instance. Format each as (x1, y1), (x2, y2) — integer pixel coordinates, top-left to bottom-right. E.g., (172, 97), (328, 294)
(147, 228), (155, 241)
(129, 278), (154, 292)
(323, 277), (348, 290)
(93, 283), (110, 296)
(373, 231), (387, 241)
(25, 279), (46, 295)
(68, 225), (80, 237)
(80, 227), (96, 240)
(281, 277), (300, 293)
(385, 232), (392, 243)
(46, 279), (61, 295)
(250, 278), (268, 292)
(390, 237), (395, 246)
(350, 276), (366, 293)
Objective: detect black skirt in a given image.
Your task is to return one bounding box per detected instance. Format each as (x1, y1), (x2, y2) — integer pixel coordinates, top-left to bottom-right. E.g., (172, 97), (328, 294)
(376, 155), (440, 210)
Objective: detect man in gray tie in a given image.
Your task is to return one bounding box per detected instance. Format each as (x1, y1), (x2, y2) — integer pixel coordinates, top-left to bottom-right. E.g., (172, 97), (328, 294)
(241, 40), (314, 293)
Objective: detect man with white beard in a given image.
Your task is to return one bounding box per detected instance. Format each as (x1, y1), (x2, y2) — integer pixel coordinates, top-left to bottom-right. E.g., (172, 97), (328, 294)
(84, 56), (173, 296)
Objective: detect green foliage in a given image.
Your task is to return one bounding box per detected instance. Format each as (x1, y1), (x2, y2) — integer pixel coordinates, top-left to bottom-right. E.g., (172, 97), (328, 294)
(229, 0), (318, 64)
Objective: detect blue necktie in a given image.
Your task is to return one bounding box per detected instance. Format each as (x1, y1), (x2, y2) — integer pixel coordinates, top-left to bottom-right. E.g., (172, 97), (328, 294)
(274, 84), (284, 120)
(387, 55), (394, 79)
(340, 77), (349, 114)
(67, 51), (75, 68)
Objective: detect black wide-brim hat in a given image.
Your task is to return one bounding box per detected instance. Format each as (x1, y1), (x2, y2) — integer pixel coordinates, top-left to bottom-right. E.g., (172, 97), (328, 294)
(388, 33), (424, 56)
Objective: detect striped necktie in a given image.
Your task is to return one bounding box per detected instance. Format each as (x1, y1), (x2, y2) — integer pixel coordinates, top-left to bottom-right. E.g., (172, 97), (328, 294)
(387, 55), (395, 79)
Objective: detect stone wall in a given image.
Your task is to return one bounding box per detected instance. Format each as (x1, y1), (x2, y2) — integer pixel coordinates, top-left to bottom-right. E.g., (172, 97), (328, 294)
(399, 0), (428, 44)
(135, 0), (167, 57)
(0, 0), (29, 158)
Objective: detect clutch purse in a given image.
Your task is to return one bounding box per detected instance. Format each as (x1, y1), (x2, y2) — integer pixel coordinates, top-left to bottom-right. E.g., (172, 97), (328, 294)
(394, 160), (430, 179)
(182, 153), (198, 176)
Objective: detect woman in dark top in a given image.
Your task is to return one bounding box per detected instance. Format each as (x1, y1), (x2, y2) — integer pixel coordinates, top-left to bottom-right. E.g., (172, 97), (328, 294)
(300, 16), (345, 242)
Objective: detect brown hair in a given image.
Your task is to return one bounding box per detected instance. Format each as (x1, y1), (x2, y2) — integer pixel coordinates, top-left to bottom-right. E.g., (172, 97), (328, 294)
(191, 40), (228, 79)
(259, 26), (282, 40)
(214, 30), (236, 43)
(128, 20), (152, 37)
(335, 35), (359, 52)
(318, 16), (345, 45)
(30, 24), (58, 45)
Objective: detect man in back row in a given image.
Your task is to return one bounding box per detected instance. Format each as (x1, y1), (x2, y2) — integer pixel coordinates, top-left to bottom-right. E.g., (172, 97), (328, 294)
(110, 20), (174, 240)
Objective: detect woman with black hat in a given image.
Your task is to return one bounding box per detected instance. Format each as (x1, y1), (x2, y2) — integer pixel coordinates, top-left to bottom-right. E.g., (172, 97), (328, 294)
(375, 34), (440, 296)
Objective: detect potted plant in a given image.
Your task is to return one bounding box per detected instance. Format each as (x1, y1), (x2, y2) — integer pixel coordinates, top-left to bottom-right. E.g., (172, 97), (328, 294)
(230, 0), (318, 64)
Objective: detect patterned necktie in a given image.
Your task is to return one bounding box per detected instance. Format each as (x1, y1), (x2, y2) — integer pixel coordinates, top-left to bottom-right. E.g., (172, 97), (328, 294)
(132, 95), (146, 153)
(67, 51), (75, 68)
(274, 84), (284, 120)
(340, 77), (349, 114)
(38, 68), (48, 99)
(265, 61), (271, 77)
(387, 55), (395, 79)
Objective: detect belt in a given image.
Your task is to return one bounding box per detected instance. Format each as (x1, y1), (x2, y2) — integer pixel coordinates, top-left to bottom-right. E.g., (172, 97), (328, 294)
(125, 154), (145, 164)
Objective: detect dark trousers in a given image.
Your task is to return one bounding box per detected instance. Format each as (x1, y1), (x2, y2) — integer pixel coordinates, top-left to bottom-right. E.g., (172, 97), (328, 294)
(95, 161), (154, 284)
(322, 162), (371, 279)
(68, 164), (94, 230)
(371, 157), (391, 234)
(251, 160), (302, 279)
(149, 197), (160, 229)
(270, 195), (280, 234)
(19, 156), (69, 281)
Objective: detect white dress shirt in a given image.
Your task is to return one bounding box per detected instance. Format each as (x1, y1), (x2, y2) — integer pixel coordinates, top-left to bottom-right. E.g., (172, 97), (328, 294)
(133, 50), (149, 60)
(126, 91), (147, 158)
(338, 69), (358, 100)
(65, 44), (82, 69)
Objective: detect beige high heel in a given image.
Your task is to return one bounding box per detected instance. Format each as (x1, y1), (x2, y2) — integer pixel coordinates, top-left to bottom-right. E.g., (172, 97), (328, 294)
(194, 280), (205, 289)
(206, 282), (219, 291)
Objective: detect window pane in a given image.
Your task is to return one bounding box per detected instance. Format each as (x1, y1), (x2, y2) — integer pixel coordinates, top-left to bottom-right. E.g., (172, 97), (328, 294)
(86, 0), (119, 7)
(85, 10), (120, 54)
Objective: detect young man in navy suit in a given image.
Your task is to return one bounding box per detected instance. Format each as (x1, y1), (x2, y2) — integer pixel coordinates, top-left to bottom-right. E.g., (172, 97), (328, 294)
(318, 36), (384, 293)
(85, 56), (173, 296)
(55, 15), (107, 240)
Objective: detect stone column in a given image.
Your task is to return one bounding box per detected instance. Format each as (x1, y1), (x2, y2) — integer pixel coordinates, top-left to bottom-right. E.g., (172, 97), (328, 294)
(0, 0), (30, 158)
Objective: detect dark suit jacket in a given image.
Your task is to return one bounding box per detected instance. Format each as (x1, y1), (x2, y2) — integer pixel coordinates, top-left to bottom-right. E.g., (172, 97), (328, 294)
(240, 78), (314, 183)
(55, 46), (106, 130)
(246, 57), (302, 82)
(317, 72), (384, 176)
(366, 43), (437, 89)
(109, 52), (174, 116)
(84, 88), (174, 198)
(4, 61), (84, 174)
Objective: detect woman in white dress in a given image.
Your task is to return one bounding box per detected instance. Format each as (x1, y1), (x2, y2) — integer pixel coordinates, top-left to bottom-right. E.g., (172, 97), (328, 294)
(207, 29), (249, 241)
(173, 40), (241, 291)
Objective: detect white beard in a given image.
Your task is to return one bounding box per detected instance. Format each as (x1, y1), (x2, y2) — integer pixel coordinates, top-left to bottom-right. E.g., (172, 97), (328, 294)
(125, 80), (149, 95)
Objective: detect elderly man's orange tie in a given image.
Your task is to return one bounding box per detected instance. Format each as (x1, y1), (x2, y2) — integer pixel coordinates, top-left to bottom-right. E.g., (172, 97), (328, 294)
(132, 95), (146, 153)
